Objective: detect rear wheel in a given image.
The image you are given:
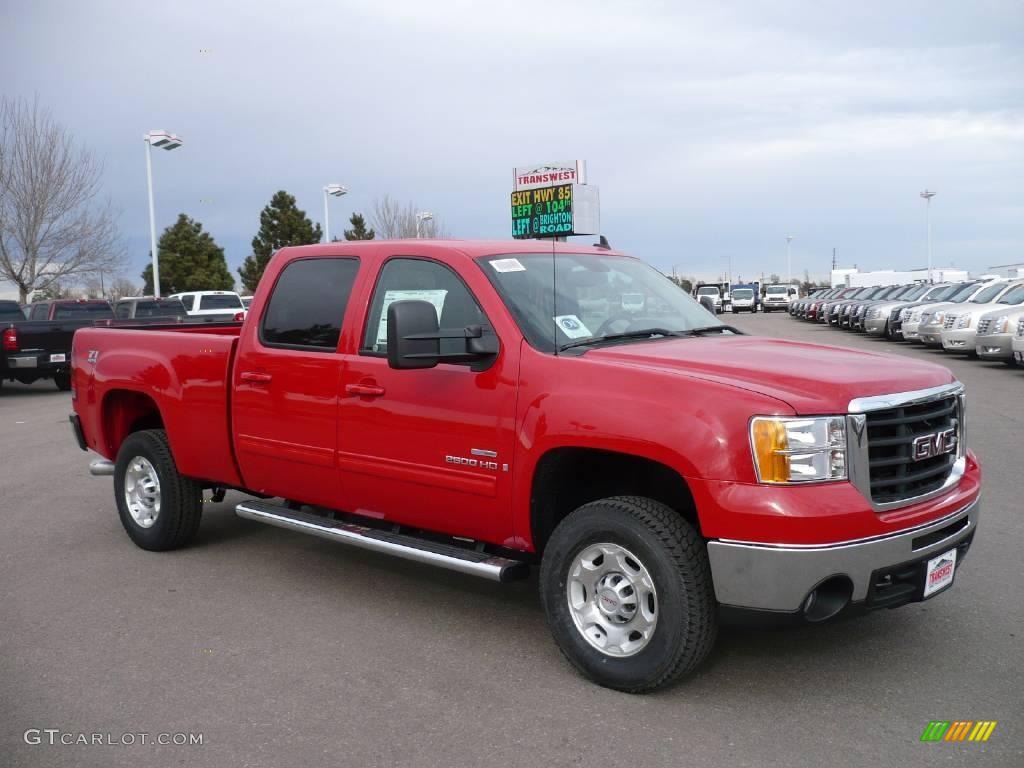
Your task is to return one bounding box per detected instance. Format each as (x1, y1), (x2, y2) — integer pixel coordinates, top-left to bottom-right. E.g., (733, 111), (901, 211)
(114, 429), (202, 551)
(540, 496), (717, 693)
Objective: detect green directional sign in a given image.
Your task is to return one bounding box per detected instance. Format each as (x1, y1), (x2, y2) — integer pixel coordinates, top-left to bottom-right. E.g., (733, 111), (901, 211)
(510, 183), (599, 239)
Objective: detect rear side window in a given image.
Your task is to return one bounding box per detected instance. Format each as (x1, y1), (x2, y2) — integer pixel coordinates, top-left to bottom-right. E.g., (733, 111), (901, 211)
(199, 294), (243, 311)
(260, 258), (360, 350)
(179, 295), (195, 310)
(30, 304), (48, 320)
(114, 302), (132, 318)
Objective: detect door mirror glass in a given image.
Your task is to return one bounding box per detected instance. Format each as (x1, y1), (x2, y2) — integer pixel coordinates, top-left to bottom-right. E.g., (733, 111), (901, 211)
(387, 300), (441, 369)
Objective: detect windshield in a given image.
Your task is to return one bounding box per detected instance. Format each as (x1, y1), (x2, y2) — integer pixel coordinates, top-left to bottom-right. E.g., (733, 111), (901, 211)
(997, 285), (1024, 304)
(900, 285), (929, 300)
(481, 253), (726, 353)
(944, 283), (981, 303)
(971, 283), (1007, 303)
(923, 284), (956, 301)
(696, 287), (720, 296)
(766, 286), (788, 295)
(53, 303), (113, 319)
(733, 289), (754, 299)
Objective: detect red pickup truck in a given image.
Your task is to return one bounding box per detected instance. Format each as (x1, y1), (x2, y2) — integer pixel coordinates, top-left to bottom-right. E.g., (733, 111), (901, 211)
(69, 240), (980, 692)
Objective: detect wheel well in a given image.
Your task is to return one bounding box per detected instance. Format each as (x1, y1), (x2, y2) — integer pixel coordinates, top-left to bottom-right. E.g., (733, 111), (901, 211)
(530, 448), (699, 553)
(101, 390), (164, 456)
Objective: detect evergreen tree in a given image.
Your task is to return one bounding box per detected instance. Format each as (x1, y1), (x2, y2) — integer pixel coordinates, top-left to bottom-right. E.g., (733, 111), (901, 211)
(238, 190), (322, 292)
(342, 212), (375, 241)
(141, 214), (234, 294)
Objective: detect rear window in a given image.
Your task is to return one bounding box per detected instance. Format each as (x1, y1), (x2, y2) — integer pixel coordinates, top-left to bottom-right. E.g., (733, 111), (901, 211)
(0, 301), (23, 321)
(198, 294), (243, 311)
(53, 303), (113, 319)
(135, 300), (188, 318)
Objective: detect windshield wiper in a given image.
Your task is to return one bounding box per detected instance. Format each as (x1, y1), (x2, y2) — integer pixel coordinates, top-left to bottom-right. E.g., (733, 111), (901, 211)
(558, 325), (738, 352)
(558, 328), (688, 352)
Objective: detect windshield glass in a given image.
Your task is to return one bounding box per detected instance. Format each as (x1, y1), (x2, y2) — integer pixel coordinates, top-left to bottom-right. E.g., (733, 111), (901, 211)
(901, 285), (929, 300)
(766, 286), (788, 295)
(971, 283), (1007, 303)
(481, 253), (725, 352)
(53, 303), (113, 319)
(944, 283), (980, 303)
(732, 289), (754, 299)
(135, 300), (188, 318)
(696, 287), (720, 296)
(923, 284), (956, 301)
(997, 285), (1024, 304)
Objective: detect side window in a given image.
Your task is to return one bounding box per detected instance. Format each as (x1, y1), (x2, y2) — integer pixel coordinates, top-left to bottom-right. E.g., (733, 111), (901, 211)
(30, 304), (48, 320)
(260, 257), (360, 350)
(114, 303), (131, 318)
(362, 258), (490, 356)
(180, 295), (195, 311)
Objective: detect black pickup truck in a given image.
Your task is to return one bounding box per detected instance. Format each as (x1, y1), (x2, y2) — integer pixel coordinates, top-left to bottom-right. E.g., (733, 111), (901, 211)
(1, 299), (113, 391)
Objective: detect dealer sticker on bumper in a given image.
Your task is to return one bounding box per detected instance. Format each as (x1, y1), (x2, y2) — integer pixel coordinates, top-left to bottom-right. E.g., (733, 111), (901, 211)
(50, 353), (66, 363)
(924, 548), (957, 598)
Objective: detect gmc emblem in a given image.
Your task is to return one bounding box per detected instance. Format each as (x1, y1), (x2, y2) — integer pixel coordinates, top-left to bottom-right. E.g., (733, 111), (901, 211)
(911, 427), (957, 462)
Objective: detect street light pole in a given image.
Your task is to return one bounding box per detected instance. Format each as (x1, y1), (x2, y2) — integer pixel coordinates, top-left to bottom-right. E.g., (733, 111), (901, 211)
(786, 235), (794, 285)
(323, 184), (348, 243)
(416, 211), (434, 238)
(920, 190), (936, 282)
(143, 130), (183, 298)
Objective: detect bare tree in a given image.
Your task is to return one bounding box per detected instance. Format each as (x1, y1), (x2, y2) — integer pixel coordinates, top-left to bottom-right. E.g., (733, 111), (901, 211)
(0, 97), (124, 302)
(82, 274), (138, 301)
(370, 194), (450, 239)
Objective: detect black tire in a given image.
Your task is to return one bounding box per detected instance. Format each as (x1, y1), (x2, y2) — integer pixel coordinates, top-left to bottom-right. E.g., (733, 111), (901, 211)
(114, 429), (202, 551)
(539, 496), (717, 693)
(53, 371), (71, 391)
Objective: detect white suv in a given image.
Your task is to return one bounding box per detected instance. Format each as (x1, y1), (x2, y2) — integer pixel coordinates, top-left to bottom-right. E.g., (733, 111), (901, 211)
(169, 290), (246, 319)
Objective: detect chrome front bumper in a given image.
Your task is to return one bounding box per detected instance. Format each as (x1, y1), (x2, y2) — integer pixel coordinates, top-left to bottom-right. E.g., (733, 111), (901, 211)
(941, 328), (978, 352)
(707, 499), (978, 612)
(975, 334), (1014, 360)
(918, 325), (944, 345)
(864, 317), (888, 335)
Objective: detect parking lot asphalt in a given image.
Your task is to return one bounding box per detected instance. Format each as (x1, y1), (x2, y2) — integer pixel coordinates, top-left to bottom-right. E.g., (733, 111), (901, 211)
(2, 312), (1021, 768)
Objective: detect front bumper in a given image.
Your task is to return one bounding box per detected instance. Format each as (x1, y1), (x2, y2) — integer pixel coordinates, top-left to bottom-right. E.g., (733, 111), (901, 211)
(975, 333), (1014, 360)
(941, 327), (978, 353)
(707, 499), (978, 613)
(1012, 336), (1024, 363)
(864, 316), (888, 335)
(918, 326), (944, 345)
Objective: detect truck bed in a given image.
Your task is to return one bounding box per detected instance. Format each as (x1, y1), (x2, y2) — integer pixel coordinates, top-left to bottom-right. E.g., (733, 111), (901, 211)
(72, 323), (245, 487)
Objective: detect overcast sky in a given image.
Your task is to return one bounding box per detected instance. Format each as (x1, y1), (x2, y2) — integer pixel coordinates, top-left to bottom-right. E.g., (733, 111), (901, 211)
(2, 0), (1021, 288)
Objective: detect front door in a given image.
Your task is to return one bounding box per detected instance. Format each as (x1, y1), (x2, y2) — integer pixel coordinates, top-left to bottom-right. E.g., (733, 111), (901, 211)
(233, 256), (361, 508)
(336, 256), (518, 544)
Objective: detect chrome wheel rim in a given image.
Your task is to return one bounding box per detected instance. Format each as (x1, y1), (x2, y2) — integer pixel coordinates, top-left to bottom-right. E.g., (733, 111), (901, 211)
(566, 542), (658, 657)
(124, 456), (161, 528)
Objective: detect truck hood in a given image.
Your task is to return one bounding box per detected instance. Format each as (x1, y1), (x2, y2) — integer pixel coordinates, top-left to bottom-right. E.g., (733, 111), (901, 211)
(586, 336), (954, 414)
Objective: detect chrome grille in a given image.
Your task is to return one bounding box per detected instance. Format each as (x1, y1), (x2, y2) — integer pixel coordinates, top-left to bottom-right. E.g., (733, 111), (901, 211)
(943, 314), (957, 329)
(864, 393), (960, 505)
(976, 318), (992, 336)
(1018, 318), (1024, 337)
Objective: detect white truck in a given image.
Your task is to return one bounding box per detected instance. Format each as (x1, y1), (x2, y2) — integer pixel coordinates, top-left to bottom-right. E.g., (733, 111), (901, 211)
(168, 291), (246, 320)
(762, 284), (798, 312)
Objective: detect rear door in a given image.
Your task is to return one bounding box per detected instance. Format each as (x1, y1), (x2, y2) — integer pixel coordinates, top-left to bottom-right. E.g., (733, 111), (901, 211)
(232, 256), (361, 508)
(335, 255), (518, 543)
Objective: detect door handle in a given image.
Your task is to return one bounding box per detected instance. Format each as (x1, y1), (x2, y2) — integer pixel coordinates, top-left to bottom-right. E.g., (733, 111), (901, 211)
(345, 383), (385, 397)
(240, 371), (272, 383)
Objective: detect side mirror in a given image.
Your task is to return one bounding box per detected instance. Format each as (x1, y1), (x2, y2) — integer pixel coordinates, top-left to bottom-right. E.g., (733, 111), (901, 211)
(387, 300), (500, 371)
(387, 300), (440, 369)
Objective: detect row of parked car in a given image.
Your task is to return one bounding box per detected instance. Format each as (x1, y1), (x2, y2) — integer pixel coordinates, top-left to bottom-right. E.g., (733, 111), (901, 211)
(789, 278), (1024, 366)
(1, 291), (249, 392)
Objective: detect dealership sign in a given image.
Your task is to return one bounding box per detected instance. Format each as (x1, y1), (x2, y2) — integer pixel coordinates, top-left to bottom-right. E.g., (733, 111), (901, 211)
(513, 161), (586, 191)
(510, 183), (600, 239)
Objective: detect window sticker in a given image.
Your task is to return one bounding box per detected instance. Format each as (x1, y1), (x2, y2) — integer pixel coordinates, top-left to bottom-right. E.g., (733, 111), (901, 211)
(554, 314), (591, 339)
(490, 258), (526, 273)
(376, 289), (448, 348)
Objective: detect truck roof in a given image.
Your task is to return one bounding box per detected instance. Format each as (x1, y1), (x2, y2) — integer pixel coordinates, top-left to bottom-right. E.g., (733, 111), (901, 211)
(274, 239), (628, 261)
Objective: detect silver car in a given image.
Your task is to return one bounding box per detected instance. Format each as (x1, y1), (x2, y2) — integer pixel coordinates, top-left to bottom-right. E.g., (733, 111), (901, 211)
(973, 286), (1024, 363)
(1011, 318), (1024, 365)
(868, 284), (954, 337)
(914, 281), (1006, 345)
(940, 280), (1024, 355)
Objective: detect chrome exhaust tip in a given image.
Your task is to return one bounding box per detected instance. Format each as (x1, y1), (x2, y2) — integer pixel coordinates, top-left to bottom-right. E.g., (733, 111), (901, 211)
(89, 459), (115, 476)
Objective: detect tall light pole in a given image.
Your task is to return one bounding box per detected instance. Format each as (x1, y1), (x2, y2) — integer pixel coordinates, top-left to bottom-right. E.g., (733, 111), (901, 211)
(415, 211), (434, 238)
(920, 189), (936, 283)
(144, 130), (183, 298)
(786, 235), (794, 285)
(323, 184), (348, 243)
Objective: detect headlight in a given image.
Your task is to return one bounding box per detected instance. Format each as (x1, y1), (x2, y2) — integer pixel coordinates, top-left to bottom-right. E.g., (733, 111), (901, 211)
(956, 314), (972, 329)
(991, 316), (1010, 333)
(750, 416), (847, 484)
(866, 308), (879, 319)
(930, 311), (946, 326)
(911, 310), (922, 322)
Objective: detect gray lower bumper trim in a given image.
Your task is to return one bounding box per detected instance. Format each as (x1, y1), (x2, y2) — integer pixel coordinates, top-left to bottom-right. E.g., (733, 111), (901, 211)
(707, 500), (978, 612)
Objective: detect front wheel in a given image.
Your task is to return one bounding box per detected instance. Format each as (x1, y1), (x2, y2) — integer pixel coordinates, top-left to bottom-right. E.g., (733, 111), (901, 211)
(114, 429), (202, 551)
(540, 496), (717, 693)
